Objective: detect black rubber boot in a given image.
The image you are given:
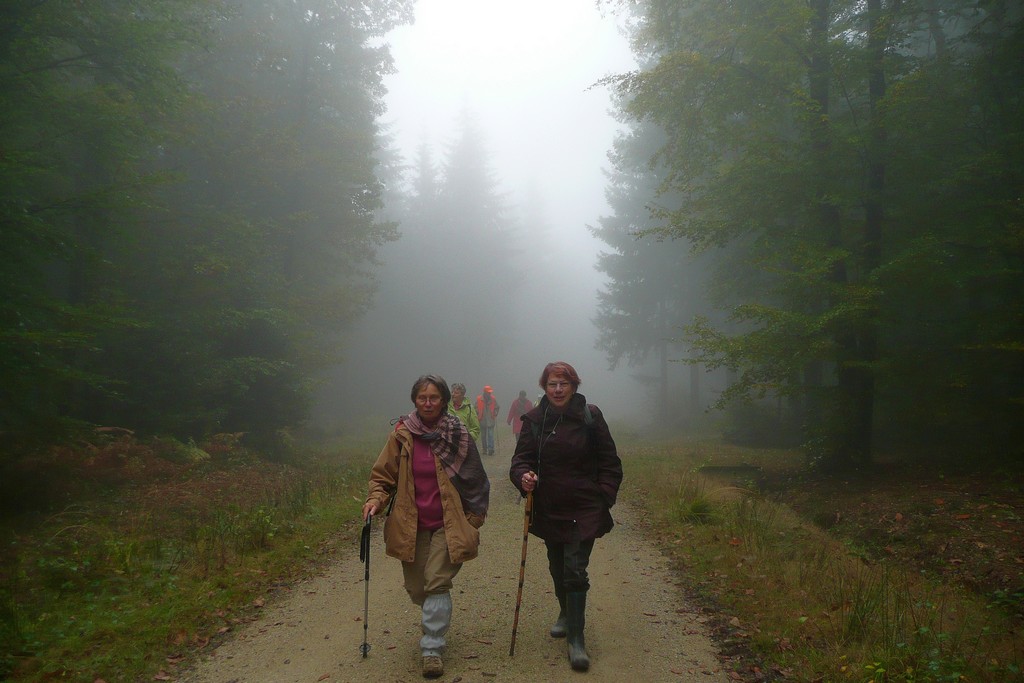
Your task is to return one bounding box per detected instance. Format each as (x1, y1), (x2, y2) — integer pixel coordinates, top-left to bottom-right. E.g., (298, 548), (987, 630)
(566, 591), (590, 671)
(550, 585), (567, 638)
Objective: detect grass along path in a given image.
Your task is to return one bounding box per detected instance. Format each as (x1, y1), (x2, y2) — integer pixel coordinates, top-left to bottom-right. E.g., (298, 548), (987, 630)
(178, 441), (731, 682)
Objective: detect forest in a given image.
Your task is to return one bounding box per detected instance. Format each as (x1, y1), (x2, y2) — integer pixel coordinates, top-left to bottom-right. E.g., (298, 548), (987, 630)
(595, 0), (1023, 470)
(3, 0), (413, 454)
(4, 1), (1021, 475)
(1, 1), (1022, 680)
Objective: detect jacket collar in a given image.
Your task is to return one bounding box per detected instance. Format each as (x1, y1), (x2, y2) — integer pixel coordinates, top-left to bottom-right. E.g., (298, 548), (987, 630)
(536, 392), (587, 419)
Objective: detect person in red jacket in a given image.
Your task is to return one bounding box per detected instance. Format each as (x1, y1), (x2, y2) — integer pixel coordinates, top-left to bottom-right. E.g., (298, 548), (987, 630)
(506, 390), (533, 442)
(476, 385), (499, 455)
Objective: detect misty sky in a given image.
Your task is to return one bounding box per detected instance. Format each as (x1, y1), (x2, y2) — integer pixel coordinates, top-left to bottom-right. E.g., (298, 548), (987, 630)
(380, 0), (636, 250)
(317, 1), (648, 430)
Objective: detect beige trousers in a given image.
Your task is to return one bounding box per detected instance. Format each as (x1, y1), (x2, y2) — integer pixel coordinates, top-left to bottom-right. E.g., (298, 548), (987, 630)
(402, 527), (462, 606)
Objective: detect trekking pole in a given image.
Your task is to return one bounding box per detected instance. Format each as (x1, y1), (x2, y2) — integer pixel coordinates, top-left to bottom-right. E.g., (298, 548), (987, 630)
(509, 490), (533, 656)
(359, 515), (372, 658)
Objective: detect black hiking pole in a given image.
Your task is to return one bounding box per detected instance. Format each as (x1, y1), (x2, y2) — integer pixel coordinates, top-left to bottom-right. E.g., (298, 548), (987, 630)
(359, 516), (372, 658)
(509, 490), (533, 656)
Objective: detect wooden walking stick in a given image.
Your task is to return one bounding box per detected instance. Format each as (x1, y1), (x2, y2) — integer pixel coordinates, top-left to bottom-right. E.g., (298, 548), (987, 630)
(509, 490), (533, 656)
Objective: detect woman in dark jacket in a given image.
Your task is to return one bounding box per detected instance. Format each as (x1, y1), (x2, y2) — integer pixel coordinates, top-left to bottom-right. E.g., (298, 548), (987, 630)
(509, 361), (623, 672)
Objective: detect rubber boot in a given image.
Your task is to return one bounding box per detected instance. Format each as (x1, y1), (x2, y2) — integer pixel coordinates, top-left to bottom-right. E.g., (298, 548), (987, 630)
(420, 593), (451, 679)
(550, 585), (567, 638)
(566, 591), (590, 671)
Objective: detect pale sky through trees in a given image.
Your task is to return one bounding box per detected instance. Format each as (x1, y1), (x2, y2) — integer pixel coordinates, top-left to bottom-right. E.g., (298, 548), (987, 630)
(340, 0), (648, 422)
(380, 0), (636, 257)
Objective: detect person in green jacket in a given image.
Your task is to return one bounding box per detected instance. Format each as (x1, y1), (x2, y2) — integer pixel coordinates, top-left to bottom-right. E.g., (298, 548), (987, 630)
(448, 382), (480, 444)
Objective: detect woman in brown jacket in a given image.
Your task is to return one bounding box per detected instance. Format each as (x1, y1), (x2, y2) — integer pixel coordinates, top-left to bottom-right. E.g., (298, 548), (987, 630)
(509, 361), (623, 672)
(363, 374), (490, 679)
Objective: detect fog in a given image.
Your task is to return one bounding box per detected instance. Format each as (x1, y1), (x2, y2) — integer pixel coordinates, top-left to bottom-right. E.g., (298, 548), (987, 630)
(313, 0), (651, 431)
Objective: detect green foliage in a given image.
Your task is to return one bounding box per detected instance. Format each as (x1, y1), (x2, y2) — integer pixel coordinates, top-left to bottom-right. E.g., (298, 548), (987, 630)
(0, 435), (369, 681)
(670, 475), (717, 524)
(605, 0), (1024, 468)
(591, 121), (727, 421)
(625, 434), (1021, 682)
(0, 0), (211, 448)
(1, 0), (415, 454)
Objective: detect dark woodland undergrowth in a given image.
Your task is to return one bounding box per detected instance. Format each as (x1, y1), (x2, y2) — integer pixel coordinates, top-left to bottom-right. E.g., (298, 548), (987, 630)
(621, 432), (1023, 683)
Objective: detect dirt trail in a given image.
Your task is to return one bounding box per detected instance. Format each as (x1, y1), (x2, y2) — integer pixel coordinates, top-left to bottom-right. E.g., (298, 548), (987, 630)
(180, 439), (729, 683)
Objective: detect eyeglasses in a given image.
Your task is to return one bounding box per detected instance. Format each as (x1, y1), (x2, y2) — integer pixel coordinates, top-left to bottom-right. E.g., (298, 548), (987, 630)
(546, 381), (572, 390)
(415, 396), (444, 404)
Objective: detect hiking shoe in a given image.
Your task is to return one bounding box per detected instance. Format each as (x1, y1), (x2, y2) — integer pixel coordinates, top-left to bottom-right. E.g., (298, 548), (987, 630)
(422, 655), (443, 679)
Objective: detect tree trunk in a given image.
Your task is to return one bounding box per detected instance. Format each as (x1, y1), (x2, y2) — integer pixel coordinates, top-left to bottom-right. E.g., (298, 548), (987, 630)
(845, 0), (889, 468)
(924, 0), (947, 58)
(809, 0), (856, 470)
(689, 361), (700, 418)
(658, 333), (670, 424)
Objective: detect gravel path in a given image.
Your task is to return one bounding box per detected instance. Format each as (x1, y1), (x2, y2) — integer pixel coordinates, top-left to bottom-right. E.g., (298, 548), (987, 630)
(180, 441), (730, 682)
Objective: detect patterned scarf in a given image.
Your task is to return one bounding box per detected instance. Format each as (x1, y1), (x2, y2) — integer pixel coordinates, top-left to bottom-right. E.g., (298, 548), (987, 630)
(400, 411), (490, 516)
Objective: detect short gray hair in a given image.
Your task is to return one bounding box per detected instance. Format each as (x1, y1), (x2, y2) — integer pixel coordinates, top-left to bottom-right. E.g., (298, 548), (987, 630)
(410, 374), (451, 404)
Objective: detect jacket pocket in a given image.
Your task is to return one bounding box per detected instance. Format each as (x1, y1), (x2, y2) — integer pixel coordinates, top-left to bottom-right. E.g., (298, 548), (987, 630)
(574, 477), (604, 506)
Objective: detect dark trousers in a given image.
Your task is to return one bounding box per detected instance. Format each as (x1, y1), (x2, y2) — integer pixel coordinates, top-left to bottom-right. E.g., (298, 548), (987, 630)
(545, 534), (595, 594)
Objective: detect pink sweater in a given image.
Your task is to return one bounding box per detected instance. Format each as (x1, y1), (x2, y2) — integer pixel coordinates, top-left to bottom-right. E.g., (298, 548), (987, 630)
(412, 437), (443, 530)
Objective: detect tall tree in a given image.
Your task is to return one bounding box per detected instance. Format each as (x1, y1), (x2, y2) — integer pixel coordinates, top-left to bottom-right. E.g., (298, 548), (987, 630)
(435, 109), (522, 379)
(314, 107), (539, 422)
(0, 0), (214, 447)
(0, 0), (415, 450)
(871, 0), (1024, 455)
(609, 0), (1024, 468)
(121, 0), (413, 440)
(592, 122), (721, 423)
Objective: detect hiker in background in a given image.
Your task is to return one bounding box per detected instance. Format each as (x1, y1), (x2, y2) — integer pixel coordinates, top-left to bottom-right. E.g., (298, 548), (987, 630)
(363, 374), (490, 679)
(509, 361), (622, 672)
(506, 390), (533, 442)
(448, 382), (480, 445)
(476, 385), (499, 455)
